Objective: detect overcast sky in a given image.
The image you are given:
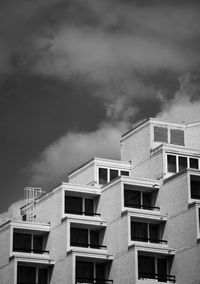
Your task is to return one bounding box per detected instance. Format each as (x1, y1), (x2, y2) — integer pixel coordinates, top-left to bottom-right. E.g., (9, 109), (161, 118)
(0, 0), (200, 219)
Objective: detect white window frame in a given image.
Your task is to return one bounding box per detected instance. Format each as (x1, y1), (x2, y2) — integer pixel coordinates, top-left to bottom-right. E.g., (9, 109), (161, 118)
(166, 154), (200, 174)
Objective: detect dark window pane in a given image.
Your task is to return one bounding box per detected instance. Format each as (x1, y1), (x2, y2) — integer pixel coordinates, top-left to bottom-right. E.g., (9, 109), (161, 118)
(85, 199), (94, 216)
(76, 261), (94, 280)
(178, 156), (187, 172)
(22, 214), (26, 221)
(38, 268), (48, 284)
(110, 169), (118, 181)
(138, 256), (155, 277)
(131, 222), (147, 241)
(157, 258), (167, 282)
(167, 155), (177, 173)
(154, 126), (168, 143)
(90, 230), (100, 248)
(33, 235), (43, 253)
(121, 170), (130, 176)
(149, 224), (159, 242)
(70, 228), (88, 247)
(99, 168), (108, 185)
(170, 129), (185, 145)
(143, 192), (152, 209)
(65, 196), (82, 214)
(124, 190), (141, 208)
(17, 266), (36, 284)
(190, 158), (199, 169)
(13, 233), (31, 253)
(191, 175), (200, 199)
(96, 263), (106, 280)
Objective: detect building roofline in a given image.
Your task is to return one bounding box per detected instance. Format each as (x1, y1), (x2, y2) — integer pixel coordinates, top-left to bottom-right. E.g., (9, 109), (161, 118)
(121, 117), (200, 142)
(68, 157), (131, 179)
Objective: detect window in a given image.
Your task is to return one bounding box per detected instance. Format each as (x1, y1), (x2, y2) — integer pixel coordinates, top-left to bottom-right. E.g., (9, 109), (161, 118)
(138, 255), (155, 279)
(70, 227), (102, 249)
(17, 266), (36, 284)
(65, 196), (96, 216)
(167, 155), (176, 173)
(13, 232), (46, 254)
(65, 196), (82, 214)
(71, 228), (88, 247)
(154, 126), (168, 143)
(131, 221), (162, 243)
(110, 169), (118, 181)
(76, 261), (107, 283)
(22, 214), (26, 221)
(76, 261), (94, 282)
(190, 175), (200, 199)
(98, 167), (129, 184)
(121, 170), (130, 176)
(170, 129), (185, 146)
(13, 233), (32, 253)
(124, 187), (158, 211)
(190, 158), (199, 169)
(99, 168), (108, 185)
(124, 189), (141, 208)
(17, 266), (48, 284)
(138, 255), (173, 282)
(85, 199), (94, 216)
(178, 156), (187, 172)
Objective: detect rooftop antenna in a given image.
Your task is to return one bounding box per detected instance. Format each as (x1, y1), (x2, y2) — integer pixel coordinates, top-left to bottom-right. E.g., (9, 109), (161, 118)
(23, 187), (45, 222)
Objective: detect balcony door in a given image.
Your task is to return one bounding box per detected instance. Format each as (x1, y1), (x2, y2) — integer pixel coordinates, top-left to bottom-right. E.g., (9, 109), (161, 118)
(17, 266), (36, 284)
(157, 258), (167, 282)
(76, 261), (94, 282)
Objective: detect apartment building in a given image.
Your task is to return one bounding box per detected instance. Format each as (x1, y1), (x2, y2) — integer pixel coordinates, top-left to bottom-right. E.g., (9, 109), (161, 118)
(1, 117), (200, 284)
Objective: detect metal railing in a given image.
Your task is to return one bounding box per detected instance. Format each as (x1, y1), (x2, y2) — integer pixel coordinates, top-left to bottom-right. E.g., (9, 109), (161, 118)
(139, 272), (175, 282)
(65, 210), (101, 216)
(13, 247), (49, 254)
(76, 278), (113, 284)
(131, 237), (167, 244)
(71, 242), (107, 249)
(125, 203), (160, 211)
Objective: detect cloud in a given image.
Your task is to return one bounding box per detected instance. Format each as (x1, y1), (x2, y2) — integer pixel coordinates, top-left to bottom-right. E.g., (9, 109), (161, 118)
(0, 200), (24, 225)
(156, 73), (200, 123)
(28, 122), (129, 186)
(1, 0), (200, 121)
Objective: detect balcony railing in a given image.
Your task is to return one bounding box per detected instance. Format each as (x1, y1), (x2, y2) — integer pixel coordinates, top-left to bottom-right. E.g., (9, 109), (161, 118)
(125, 203), (160, 211)
(65, 210), (101, 217)
(71, 242), (107, 249)
(131, 237), (167, 244)
(139, 272), (175, 283)
(76, 278), (113, 284)
(13, 247), (49, 254)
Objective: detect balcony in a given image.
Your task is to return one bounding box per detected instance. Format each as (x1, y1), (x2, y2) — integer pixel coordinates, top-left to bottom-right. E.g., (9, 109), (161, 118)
(124, 187), (159, 212)
(76, 260), (112, 284)
(70, 227), (106, 251)
(139, 272), (175, 283)
(76, 278), (113, 284)
(138, 255), (175, 283)
(65, 195), (100, 217)
(13, 231), (49, 257)
(131, 221), (166, 247)
(17, 265), (49, 284)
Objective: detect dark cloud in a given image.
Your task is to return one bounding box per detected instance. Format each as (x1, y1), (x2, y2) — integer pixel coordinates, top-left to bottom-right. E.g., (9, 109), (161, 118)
(0, 0), (200, 215)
